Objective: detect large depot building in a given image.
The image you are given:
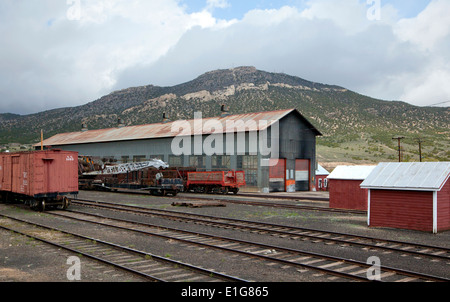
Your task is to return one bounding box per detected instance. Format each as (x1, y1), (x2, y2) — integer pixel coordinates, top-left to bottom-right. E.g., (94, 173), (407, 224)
(37, 108), (322, 192)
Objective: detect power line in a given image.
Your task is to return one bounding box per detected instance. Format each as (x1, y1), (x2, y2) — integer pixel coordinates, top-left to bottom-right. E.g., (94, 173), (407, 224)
(429, 101), (450, 106)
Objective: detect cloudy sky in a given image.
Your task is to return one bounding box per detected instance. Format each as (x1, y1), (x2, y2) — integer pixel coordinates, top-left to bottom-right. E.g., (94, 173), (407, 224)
(1, 0), (449, 115)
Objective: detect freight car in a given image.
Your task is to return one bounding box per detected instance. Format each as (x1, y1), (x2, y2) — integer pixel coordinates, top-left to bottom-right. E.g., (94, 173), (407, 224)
(79, 158), (183, 196)
(0, 150), (79, 211)
(78, 157), (245, 196)
(185, 170), (246, 194)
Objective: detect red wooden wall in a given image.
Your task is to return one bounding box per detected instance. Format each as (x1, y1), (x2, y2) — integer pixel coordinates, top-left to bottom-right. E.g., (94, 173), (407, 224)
(369, 190), (433, 232)
(328, 179), (368, 211)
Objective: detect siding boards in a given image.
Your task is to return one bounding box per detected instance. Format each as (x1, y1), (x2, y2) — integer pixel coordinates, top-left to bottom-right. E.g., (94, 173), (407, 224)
(329, 179), (368, 211)
(370, 190), (433, 232)
(437, 180), (450, 231)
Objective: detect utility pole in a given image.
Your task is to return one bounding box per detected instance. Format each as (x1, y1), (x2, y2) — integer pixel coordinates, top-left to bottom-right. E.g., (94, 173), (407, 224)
(392, 136), (405, 162)
(41, 130), (44, 151)
(415, 137), (426, 162)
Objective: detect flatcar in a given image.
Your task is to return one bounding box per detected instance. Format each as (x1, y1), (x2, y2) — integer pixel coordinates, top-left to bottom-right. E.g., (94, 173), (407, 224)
(186, 170), (246, 194)
(0, 150), (79, 211)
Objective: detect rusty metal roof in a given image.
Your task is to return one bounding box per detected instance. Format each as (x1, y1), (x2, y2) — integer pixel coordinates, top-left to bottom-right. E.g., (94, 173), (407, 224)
(37, 108), (321, 147)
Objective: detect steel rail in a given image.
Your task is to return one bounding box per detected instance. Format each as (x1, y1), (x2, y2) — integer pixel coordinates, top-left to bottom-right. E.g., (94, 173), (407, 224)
(87, 189), (360, 215)
(49, 208), (449, 282)
(0, 213), (247, 283)
(70, 198), (450, 262)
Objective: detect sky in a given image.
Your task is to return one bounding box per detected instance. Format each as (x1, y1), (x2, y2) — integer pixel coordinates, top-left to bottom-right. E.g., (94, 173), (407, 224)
(1, 0), (449, 115)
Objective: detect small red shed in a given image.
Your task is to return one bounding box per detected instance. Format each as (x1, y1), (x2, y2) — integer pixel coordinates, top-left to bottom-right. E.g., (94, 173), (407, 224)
(361, 162), (450, 234)
(327, 165), (376, 211)
(315, 164), (330, 191)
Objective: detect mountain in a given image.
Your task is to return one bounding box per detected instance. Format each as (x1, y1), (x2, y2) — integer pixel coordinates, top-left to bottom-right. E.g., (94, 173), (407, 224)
(1, 66), (449, 167)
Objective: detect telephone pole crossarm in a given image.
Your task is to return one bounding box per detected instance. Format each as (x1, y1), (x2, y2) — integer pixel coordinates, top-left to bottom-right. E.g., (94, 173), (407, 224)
(392, 136), (405, 162)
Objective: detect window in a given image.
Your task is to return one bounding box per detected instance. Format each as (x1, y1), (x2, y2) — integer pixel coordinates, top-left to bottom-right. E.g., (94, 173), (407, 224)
(169, 155), (184, 167)
(212, 155), (230, 169)
(189, 156), (206, 169)
(133, 155), (146, 162)
(237, 155), (258, 187)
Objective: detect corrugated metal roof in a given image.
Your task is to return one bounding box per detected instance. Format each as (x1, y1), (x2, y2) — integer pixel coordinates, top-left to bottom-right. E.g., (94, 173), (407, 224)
(360, 162), (450, 191)
(36, 108), (321, 147)
(327, 165), (376, 180)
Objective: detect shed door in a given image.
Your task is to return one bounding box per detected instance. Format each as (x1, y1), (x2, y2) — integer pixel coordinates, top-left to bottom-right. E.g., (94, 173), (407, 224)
(269, 159), (285, 192)
(11, 156), (20, 193)
(295, 159), (310, 191)
(2, 156), (12, 191)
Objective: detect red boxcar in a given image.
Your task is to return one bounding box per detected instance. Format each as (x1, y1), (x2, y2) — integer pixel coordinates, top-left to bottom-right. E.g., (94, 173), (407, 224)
(0, 150), (79, 210)
(186, 170), (245, 194)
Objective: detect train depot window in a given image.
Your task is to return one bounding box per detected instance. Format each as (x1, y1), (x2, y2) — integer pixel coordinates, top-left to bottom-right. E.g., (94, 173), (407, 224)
(133, 155), (146, 162)
(237, 155), (258, 187)
(190, 156), (206, 169)
(212, 155), (230, 169)
(169, 155), (184, 167)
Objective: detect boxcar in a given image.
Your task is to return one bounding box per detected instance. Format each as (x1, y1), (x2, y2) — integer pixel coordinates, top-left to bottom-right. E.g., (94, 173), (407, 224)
(186, 170), (245, 194)
(0, 150), (79, 211)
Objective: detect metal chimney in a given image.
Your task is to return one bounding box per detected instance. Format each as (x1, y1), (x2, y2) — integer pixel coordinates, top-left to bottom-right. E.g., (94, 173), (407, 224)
(81, 123), (88, 132)
(163, 112), (170, 124)
(220, 104), (230, 117)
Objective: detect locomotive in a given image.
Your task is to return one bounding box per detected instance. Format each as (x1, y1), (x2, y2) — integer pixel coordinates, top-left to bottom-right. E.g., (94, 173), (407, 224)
(185, 170), (245, 195)
(0, 150), (79, 211)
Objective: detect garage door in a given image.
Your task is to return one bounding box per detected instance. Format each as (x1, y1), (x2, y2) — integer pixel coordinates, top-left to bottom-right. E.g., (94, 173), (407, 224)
(269, 159), (285, 192)
(295, 159), (309, 191)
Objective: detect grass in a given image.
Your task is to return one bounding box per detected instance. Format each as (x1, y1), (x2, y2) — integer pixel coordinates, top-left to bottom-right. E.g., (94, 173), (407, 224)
(317, 135), (450, 172)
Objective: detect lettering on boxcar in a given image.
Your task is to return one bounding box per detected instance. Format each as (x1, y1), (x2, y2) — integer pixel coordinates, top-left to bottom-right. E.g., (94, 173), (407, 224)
(23, 172), (28, 188)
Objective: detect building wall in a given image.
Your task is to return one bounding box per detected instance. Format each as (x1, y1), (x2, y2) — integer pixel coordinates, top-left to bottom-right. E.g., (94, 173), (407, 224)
(51, 112), (317, 192)
(328, 179), (368, 210)
(437, 180), (450, 232)
(316, 175), (328, 191)
(369, 189), (434, 232)
(278, 113), (316, 191)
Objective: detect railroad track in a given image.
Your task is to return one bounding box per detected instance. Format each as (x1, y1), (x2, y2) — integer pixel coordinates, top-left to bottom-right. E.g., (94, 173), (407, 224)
(93, 189), (360, 215)
(196, 197), (364, 214)
(71, 198), (450, 263)
(0, 213), (246, 283)
(40, 205), (449, 282)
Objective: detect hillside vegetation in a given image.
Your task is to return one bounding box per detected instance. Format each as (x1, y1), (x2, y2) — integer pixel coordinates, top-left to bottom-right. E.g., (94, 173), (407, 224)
(1, 66), (448, 168)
